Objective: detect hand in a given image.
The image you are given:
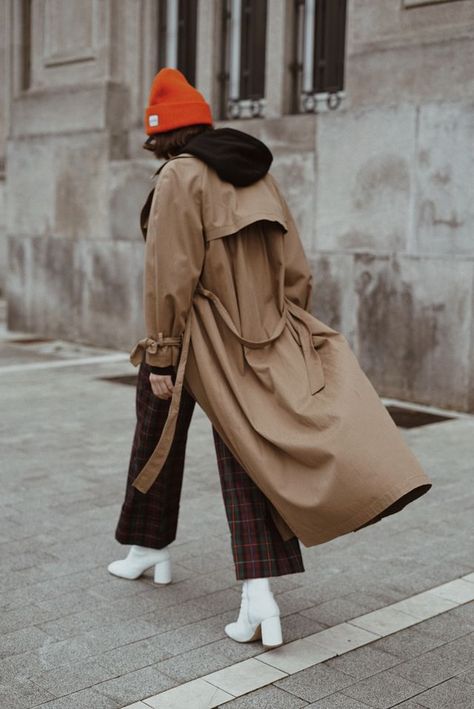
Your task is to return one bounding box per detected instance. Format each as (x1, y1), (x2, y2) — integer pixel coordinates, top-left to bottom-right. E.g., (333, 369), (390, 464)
(149, 373), (174, 399)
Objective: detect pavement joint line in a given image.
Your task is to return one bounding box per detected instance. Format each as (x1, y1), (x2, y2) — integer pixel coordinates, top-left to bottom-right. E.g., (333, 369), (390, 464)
(123, 571), (474, 709)
(0, 353), (130, 373)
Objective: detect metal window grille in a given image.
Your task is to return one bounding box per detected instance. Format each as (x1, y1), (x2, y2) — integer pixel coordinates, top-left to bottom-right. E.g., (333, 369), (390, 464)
(157, 0), (197, 85)
(219, 0), (267, 120)
(292, 0), (347, 113)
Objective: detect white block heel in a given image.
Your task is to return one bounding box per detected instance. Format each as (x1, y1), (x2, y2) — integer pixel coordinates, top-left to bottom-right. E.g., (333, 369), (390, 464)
(261, 615), (283, 647)
(154, 558), (172, 584)
(224, 578), (283, 648)
(107, 544), (171, 582)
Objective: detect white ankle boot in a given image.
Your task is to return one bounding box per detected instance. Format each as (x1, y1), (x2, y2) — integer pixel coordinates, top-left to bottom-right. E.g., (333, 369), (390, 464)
(107, 544), (171, 584)
(225, 578), (283, 648)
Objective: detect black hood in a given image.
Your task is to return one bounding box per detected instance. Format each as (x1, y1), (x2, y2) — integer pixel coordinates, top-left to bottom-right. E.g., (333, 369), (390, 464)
(177, 127), (273, 187)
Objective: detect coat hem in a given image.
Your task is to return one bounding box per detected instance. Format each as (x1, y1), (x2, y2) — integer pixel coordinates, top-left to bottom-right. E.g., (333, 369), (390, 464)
(296, 472), (432, 547)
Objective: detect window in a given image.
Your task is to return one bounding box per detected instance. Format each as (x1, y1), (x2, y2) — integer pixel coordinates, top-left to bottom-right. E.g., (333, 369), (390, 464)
(292, 0), (347, 113)
(219, 0), (267, 119)
(157, 0), (198, 85)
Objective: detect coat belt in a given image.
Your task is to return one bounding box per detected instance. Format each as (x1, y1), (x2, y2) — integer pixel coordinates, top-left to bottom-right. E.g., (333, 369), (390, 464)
(131, 311), (193, 493)
(131, 282), (324, 494)
(197, 283), (324, 394)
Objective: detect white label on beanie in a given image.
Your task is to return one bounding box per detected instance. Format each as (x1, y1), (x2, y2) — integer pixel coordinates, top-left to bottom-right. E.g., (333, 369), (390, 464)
(149, 114), (159, 127)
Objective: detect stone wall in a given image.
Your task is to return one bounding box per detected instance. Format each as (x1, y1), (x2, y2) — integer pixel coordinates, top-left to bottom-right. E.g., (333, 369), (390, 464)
(310, 98), (474, 412)
(2, 0), (474, 411)
(310, 0), (474, 411)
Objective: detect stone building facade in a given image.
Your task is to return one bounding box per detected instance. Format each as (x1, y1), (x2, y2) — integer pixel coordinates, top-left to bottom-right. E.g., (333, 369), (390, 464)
(1, 0), (473, 411)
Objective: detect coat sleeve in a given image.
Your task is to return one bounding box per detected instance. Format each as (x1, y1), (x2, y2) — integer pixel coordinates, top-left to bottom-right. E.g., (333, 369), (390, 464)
(277, 186), (314, 313)
(130, 160), (205, 369)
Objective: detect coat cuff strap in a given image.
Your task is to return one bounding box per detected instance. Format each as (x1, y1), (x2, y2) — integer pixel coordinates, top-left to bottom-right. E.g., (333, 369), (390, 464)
(129, 334), (183, 367)
(148, 364), (175, 375)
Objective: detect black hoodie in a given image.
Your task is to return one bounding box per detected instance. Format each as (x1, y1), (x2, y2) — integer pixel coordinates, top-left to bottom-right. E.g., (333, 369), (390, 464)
(147, 127), (273, 376)
(177, 127), (273, 187)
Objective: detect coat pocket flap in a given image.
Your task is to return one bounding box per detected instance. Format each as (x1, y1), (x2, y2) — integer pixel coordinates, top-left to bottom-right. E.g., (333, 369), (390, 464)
(311, 334), (327, 350)
(309, 352), (325, 394)
(306, 336), (325, 395)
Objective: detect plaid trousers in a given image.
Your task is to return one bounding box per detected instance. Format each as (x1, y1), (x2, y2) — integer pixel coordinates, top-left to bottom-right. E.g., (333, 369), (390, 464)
(115, 360), (305, 580)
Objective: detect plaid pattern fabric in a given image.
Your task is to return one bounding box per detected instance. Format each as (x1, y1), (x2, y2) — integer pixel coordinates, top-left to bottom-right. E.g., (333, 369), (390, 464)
(212, 426), (305, 580)
(115, 360), (195, 548)
(115, 359), (305, 579)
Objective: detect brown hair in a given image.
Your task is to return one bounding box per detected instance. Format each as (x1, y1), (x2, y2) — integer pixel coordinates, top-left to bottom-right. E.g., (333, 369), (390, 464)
(143, 123), (215, 160)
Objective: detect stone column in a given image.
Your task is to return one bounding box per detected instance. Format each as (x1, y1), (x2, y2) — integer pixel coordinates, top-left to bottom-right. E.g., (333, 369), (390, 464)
(5, 0), (151, 347)
(0, 0), (12, 295)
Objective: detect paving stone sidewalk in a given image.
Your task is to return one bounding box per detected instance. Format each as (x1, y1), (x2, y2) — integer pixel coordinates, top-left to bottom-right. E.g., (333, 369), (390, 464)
(0, 331), (473, 709)
(219, 602), (474, 708)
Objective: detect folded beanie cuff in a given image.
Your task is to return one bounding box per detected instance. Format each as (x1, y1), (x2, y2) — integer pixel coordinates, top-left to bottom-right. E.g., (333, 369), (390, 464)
(145, 102), (213, 135)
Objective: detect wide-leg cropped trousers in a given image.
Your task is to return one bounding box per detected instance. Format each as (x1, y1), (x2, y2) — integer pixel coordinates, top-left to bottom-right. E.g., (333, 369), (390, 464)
(114, 359), (305, 580)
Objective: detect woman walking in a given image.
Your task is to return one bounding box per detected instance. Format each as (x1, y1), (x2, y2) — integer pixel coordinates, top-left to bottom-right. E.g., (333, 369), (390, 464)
(109, 68), (431, 648)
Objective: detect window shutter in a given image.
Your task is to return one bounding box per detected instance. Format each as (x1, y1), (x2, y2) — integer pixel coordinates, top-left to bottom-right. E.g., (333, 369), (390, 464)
(157, 1), (168, 71)
(177, 0), (197, 85)
(313, 0), (347, 94)
(157, 0), (198, 85)
(239, 0), (267, 100)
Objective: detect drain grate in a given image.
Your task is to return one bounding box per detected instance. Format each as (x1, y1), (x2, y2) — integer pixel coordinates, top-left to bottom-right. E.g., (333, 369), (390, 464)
(99, 374), (138, 386)
(98, 377), (457, 429)
(8, 338), (54, 345)
(386, 405), (454, 428)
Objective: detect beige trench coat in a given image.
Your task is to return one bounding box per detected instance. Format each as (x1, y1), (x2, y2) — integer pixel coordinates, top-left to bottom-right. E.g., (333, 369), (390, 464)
(130, 154), (431, 547)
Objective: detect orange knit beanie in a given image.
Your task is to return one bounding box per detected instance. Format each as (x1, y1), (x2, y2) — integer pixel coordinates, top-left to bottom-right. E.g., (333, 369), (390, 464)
(145, 67), (213, 135)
